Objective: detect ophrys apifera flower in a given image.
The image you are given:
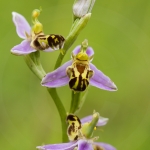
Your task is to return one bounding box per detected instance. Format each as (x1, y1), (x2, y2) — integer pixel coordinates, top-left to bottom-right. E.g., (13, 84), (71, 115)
(37, 112), (116, 150)
(11, 9), (65, 55)
(41, 40), (117, 92)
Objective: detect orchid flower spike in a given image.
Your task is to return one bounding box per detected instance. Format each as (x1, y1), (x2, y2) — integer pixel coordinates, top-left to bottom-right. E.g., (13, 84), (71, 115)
(42, 40), (117, 92)
(11, 9), (65, 55)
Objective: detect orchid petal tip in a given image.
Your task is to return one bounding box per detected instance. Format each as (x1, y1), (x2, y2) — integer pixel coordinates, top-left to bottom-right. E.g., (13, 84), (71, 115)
(36, 146), (45, 150)
(112, 83), (118, 91)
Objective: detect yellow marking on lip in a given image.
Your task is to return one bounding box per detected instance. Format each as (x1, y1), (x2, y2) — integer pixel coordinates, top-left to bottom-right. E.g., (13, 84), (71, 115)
(54, 38), (59, 43)
(51, 35), (55, 39)
(67, 114), (81, 141)
(76, 51), (89, 61)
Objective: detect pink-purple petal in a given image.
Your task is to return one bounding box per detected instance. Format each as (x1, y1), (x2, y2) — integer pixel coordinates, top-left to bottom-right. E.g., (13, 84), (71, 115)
(86, 47), (94, 57)
(94, 142), (116, 150)
(42, 76), (69, 87)
(72, 46), (81, 55)
(73, 46), (94, 57)
(78, 140), (94, 150)
(89, 63), (117, 91)
(12, 12), (31, 39)
(41, 60), (72, 87)
(37, 141), (78, 150)
(81, 115), (109, 127)
(11, 40), (36, 55)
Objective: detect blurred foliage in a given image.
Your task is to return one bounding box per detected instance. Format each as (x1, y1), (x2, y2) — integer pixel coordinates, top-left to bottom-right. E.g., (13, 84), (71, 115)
(0, 0), (150, 150)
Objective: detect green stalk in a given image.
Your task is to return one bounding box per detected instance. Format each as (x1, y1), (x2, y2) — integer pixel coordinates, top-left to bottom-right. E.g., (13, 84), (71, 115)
(70, 92), (81, 114)
(47, 88), (68, 142)
(70, 89), (88, 114)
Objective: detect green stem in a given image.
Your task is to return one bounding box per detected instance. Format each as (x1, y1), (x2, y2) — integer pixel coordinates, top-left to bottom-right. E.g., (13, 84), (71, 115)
(70, 92), (81, 114)
(69, 90), (88, 114)
(47, 88), (68, 142)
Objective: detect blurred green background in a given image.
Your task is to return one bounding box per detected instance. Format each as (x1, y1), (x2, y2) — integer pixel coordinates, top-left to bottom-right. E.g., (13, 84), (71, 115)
(1, 0), (150, 149)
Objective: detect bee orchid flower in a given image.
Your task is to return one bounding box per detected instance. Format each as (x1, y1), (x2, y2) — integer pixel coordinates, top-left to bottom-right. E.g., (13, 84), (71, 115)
(11, 10), (65, 56)
(37, 113), (116, 150)
(41, 45), (117, 92)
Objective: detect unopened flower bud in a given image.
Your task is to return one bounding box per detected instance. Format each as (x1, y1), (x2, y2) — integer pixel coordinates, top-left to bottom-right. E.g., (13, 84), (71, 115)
(73, 0), (96, 18)
(32, 8), (42, 19)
